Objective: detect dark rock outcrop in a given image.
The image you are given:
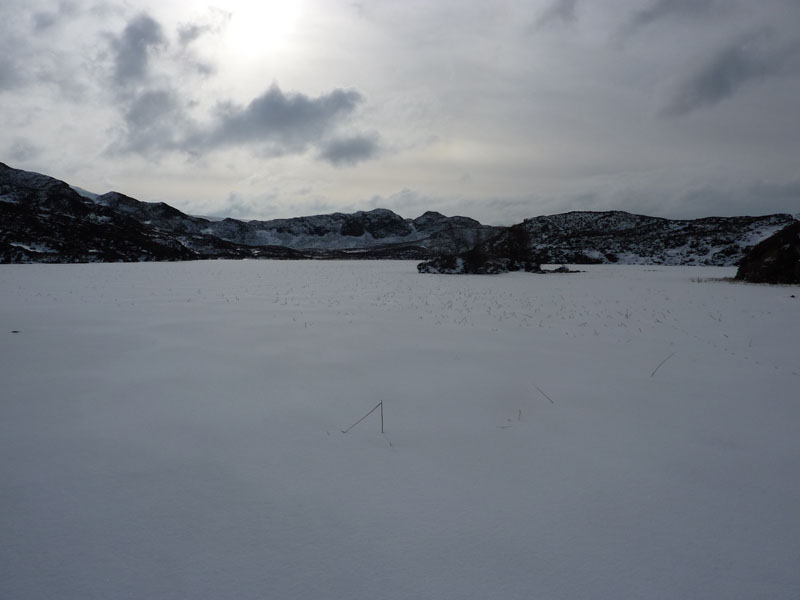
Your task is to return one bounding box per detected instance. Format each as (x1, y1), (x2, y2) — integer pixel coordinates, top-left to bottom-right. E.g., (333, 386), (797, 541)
(418, 223), (545, 274)
(0, 163), (306, 263)
(735, 222), (800, 284)
(416, 212), (798, 275)
(0, 163), (500, 262)
(498, 210), (795, 267)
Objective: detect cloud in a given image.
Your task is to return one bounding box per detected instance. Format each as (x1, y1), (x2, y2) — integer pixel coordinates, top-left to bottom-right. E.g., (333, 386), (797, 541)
(178, 23), (212, 46)
(207, 191), (348, 221)
(207, 191), (279, 220)
(746, 179), (800, 217)
(532, 0), (579, 31)
(663, 31), (800, 116)
(98, 13), (377, 164)
(8, 138), (42, 162)
(115, 89), (185, 154)
(32, 1), (78, 31)
(318, 133), (380, 166)
(177, 9), (230, 46)
(109, 14), (166, 86)
(366, 188), (438, 217)
(0, 56), (21, 90)
(126, 90), (176, 130)
(622, 0), (720, 36)
(108, 82), (375, 165)
(667, 179), (800, 218)
(193, 84), (366, 153)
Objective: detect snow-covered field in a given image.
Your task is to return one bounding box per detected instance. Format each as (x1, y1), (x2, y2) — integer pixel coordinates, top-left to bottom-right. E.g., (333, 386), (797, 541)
(2, 261), (798, 599)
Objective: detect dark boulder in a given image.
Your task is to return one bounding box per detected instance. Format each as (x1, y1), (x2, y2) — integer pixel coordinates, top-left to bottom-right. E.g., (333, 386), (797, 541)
(736, 222), (800, 284)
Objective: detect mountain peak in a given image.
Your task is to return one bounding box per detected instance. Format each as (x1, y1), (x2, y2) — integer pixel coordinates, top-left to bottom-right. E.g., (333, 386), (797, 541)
(2, 162), (795, 265)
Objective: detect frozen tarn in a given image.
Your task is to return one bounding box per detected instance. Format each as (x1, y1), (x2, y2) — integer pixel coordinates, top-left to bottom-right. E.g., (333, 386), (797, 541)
(1, 262), (798, 600)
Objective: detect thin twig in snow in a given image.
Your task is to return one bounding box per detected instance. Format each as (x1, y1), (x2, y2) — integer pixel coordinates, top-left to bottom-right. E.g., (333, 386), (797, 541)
(650, 352), (676, 377)
(534, 384), (555, 404)
(341, 402), (383, 434)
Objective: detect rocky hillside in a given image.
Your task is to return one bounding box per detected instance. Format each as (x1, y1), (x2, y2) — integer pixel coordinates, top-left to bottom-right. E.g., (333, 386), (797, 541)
(500, 210), (794, 266)
(736, 222), (800, 284)
(0, 163), (498, 263)
(418, 211), (796, 273)
(2, 162), (795, 266)
(0, 164), (305, 262)
(91, 191), (499, 255)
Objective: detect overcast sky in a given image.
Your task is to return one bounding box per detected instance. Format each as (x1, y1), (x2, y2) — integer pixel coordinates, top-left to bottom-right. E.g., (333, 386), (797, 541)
(1, 0), (798, 223)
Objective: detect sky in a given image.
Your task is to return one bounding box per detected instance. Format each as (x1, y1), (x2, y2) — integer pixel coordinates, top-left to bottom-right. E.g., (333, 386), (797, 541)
(1, 0), (799, 224)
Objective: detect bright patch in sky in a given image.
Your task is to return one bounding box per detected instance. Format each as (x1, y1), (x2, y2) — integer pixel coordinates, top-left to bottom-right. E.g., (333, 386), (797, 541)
(222, 0), (301, 56)
(2, 0), (800, 221)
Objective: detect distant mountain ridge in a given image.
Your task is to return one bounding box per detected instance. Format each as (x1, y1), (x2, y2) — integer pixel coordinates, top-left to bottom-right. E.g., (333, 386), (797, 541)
(1, 162), (796, 265)
(0, 163), (498, 262)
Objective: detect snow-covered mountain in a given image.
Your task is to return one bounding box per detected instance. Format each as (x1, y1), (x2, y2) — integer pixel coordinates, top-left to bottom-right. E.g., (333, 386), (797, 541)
(419, 210), (796, 273)
(93, 191), (499, 255)
(514, 210), (795, 266)
(2, 162), (795, 265)
(0, 163), (499, 262)
(0, 164), (303, 262)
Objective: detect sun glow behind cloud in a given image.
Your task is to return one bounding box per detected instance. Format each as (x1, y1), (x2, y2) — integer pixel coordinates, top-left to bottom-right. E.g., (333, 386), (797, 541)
(3, 0), (800, 222)
(220, 0), (302, 57)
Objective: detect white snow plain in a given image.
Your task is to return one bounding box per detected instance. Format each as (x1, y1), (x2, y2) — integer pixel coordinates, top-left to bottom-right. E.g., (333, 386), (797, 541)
(1, 261), (798, 599)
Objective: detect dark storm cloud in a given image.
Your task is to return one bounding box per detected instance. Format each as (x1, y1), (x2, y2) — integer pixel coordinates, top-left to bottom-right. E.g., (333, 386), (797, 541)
(663, 31), (800, 116)
(195, 84), (366, 152)
(110, 14), (166, 86)
(532, 0), (579, 31)
(318, 133), (380, 167)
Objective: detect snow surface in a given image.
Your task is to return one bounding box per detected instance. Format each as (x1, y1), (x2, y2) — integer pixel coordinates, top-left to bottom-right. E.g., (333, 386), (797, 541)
(1, 261), (798, 599)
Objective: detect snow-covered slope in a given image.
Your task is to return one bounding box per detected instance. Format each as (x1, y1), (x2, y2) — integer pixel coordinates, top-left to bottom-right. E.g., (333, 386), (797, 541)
(515, 210), (795, 266)
(1, 262), (798, 598)
(1, 163), (500, 262)
(93, 194), (500, 254)
(1, 162), (795, 264)
(0, 163), (302, 262)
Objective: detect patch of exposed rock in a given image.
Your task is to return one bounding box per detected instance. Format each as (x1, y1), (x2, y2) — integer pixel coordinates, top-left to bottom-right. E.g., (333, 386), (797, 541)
(735, 222), (800, 284)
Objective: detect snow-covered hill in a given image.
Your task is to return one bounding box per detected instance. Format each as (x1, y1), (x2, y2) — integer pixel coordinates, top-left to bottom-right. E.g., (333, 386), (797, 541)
(515, 210), (795, 266)
(419, 210), (796, 273)
(0, 164), (303, 262)
(1, 162), (795, 264)
(94, 191), (499, 254)
(0, 163), (499, 262)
